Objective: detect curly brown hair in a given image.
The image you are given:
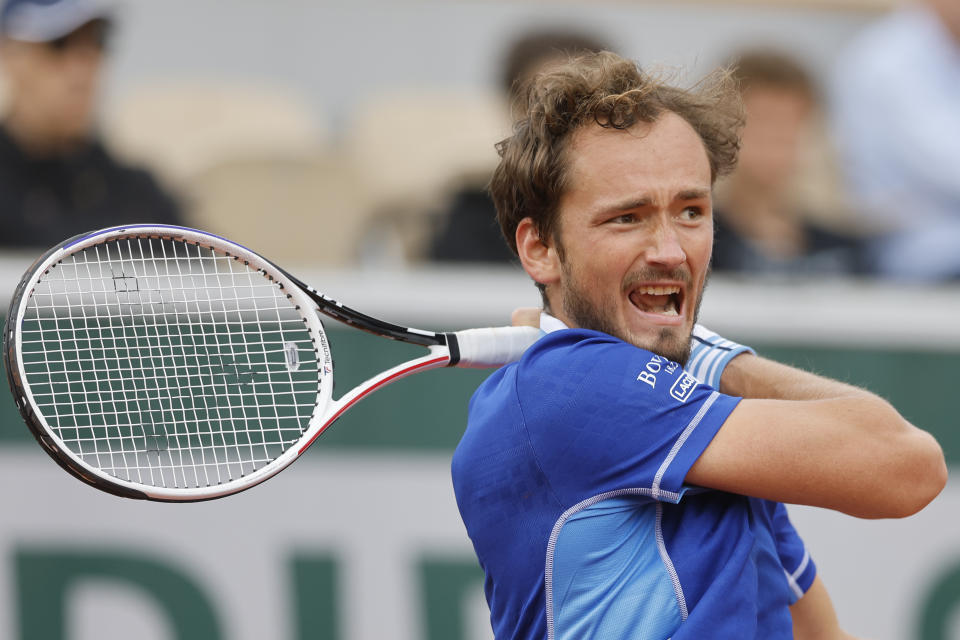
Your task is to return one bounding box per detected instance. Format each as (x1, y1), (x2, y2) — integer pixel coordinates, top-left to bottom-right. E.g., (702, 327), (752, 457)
(490, 51), (744, 257)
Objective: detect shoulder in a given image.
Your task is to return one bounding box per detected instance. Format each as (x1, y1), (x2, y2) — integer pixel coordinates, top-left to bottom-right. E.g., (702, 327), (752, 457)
(514, 329), (663, 396)
(91, 143), (159, 185)
(87, 142), (183, 221)
(521, 328), (652, 371)
(0, 124), (20, 155)
(0, 126), (30, 174)
(469, 328), (651, 418)
(510, 329), (696, 424)
(468, 329), (741, 505)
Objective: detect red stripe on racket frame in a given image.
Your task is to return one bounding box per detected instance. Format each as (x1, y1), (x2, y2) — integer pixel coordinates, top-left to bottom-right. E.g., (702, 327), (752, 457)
(298, 355), (450, 455)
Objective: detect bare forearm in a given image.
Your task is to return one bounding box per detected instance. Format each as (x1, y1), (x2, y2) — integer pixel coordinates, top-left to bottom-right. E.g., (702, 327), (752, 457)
(791, 577), (866, 640)
(709, 353), (947, 517)
(720, 353), (870, 401)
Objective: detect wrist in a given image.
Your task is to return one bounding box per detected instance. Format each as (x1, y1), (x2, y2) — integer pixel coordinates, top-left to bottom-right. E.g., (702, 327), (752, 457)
(686, 324), (755, 390)
(716, 351), (758, 396)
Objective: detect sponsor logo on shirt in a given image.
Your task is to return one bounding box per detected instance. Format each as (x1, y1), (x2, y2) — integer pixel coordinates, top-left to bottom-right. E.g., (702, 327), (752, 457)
(669, 371), (698, 403)
(637, 354), (680, 389)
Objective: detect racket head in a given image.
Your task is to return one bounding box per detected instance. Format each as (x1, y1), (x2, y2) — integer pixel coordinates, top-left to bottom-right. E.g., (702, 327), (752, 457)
(4, 224), (333, 501)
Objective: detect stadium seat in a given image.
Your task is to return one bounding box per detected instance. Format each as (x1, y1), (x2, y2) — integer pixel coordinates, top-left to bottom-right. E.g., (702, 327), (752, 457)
(103, 81), (326, 186)
(184, 151), (375, 267)
(342, 89), (511, 252)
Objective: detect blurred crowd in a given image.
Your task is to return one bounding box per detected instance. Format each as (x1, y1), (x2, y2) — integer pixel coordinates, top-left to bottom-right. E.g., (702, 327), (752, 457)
(0, 0), (956, 283)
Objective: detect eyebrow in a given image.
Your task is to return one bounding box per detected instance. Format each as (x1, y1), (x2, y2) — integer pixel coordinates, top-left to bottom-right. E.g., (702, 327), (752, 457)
(600, 188), (712, 213)
(678, 188), (711, 201)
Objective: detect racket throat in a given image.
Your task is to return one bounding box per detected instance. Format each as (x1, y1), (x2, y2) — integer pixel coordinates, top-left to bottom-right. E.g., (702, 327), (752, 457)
(299, 349), (451, 455)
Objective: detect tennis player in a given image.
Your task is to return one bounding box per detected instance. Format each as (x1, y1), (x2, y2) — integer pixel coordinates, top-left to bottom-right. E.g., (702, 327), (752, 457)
(451, 51), (946, 639)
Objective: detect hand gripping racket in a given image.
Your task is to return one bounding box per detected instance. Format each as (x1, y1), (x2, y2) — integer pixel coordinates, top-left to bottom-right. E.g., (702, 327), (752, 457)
(3, 224), (540, 501)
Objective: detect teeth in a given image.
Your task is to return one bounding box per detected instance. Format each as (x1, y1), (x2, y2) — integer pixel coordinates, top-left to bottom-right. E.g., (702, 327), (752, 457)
(637, 285), (680, 296)
(629, 285), (682, 316)
(630, 297), (680, 315)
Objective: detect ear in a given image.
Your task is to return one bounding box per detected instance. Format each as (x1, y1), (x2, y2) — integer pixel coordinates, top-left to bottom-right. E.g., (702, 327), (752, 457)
(516, 217), (561, 288)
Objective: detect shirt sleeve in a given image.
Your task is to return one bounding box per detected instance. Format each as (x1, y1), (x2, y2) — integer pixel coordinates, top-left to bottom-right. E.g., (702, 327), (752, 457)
(516, 330), (741, 506)
(767, 500), (817, 603)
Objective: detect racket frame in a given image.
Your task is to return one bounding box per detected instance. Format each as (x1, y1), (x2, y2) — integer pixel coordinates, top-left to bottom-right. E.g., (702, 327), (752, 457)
(4, 225), (461, 501)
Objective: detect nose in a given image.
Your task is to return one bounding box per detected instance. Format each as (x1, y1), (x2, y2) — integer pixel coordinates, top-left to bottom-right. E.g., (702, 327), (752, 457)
(645, 219), (687, 268)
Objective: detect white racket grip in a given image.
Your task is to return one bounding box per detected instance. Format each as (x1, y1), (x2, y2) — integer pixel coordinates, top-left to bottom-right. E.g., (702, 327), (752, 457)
(449, 326), (543, 369)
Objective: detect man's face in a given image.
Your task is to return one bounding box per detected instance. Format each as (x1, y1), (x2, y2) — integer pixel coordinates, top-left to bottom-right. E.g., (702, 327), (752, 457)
(0, 20), (107, 142)
(548, 112), (714, 364)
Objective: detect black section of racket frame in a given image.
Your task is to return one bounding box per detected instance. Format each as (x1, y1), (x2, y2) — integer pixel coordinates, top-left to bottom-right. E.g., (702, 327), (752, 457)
(280, 270), (462, 365)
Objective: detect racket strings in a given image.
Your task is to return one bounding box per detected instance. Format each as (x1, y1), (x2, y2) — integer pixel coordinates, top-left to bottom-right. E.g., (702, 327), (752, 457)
(20, 236), (322, 490)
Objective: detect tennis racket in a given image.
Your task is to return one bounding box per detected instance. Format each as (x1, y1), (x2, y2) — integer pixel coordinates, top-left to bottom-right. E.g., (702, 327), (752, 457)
(3, 224), (540, 502)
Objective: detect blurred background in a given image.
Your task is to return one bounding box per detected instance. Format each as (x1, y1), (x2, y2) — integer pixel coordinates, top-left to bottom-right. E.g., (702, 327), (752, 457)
(0, 0), (958, 638)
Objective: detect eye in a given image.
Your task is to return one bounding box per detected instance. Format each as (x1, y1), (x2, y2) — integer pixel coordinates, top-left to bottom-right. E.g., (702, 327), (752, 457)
(679, 206), (704, 222)
(608, 213), (638, 224)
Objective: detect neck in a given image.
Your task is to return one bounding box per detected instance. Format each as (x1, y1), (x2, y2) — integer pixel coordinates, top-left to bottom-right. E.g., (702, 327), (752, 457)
(4, 104), (88, 157)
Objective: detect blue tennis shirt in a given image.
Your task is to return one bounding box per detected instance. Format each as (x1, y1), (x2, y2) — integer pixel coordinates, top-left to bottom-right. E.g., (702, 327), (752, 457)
(452, 327), (816, 639)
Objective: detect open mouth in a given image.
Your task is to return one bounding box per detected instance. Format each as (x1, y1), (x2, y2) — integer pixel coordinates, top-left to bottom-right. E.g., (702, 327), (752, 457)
(628, 284), (684, 318)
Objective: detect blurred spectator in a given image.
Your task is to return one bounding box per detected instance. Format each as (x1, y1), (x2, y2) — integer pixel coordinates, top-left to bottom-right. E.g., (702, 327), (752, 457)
(712, 49), (867, 276)
(829, 0), (960, 281)
(0, 0), (182, 249)
(498, 29), (613, 120)
(427, 28), (611, 263)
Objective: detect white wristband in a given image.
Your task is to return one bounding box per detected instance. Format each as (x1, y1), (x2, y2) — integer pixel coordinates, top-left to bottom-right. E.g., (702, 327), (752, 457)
(686, 324), (755, 389)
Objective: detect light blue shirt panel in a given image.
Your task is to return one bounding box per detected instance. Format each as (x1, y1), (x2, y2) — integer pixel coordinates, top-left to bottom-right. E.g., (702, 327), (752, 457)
(553, 496), (682, 640)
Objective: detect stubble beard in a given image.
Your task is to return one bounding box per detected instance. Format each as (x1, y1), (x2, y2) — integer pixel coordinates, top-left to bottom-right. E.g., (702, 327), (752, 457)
(559, 261), (704, 366)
